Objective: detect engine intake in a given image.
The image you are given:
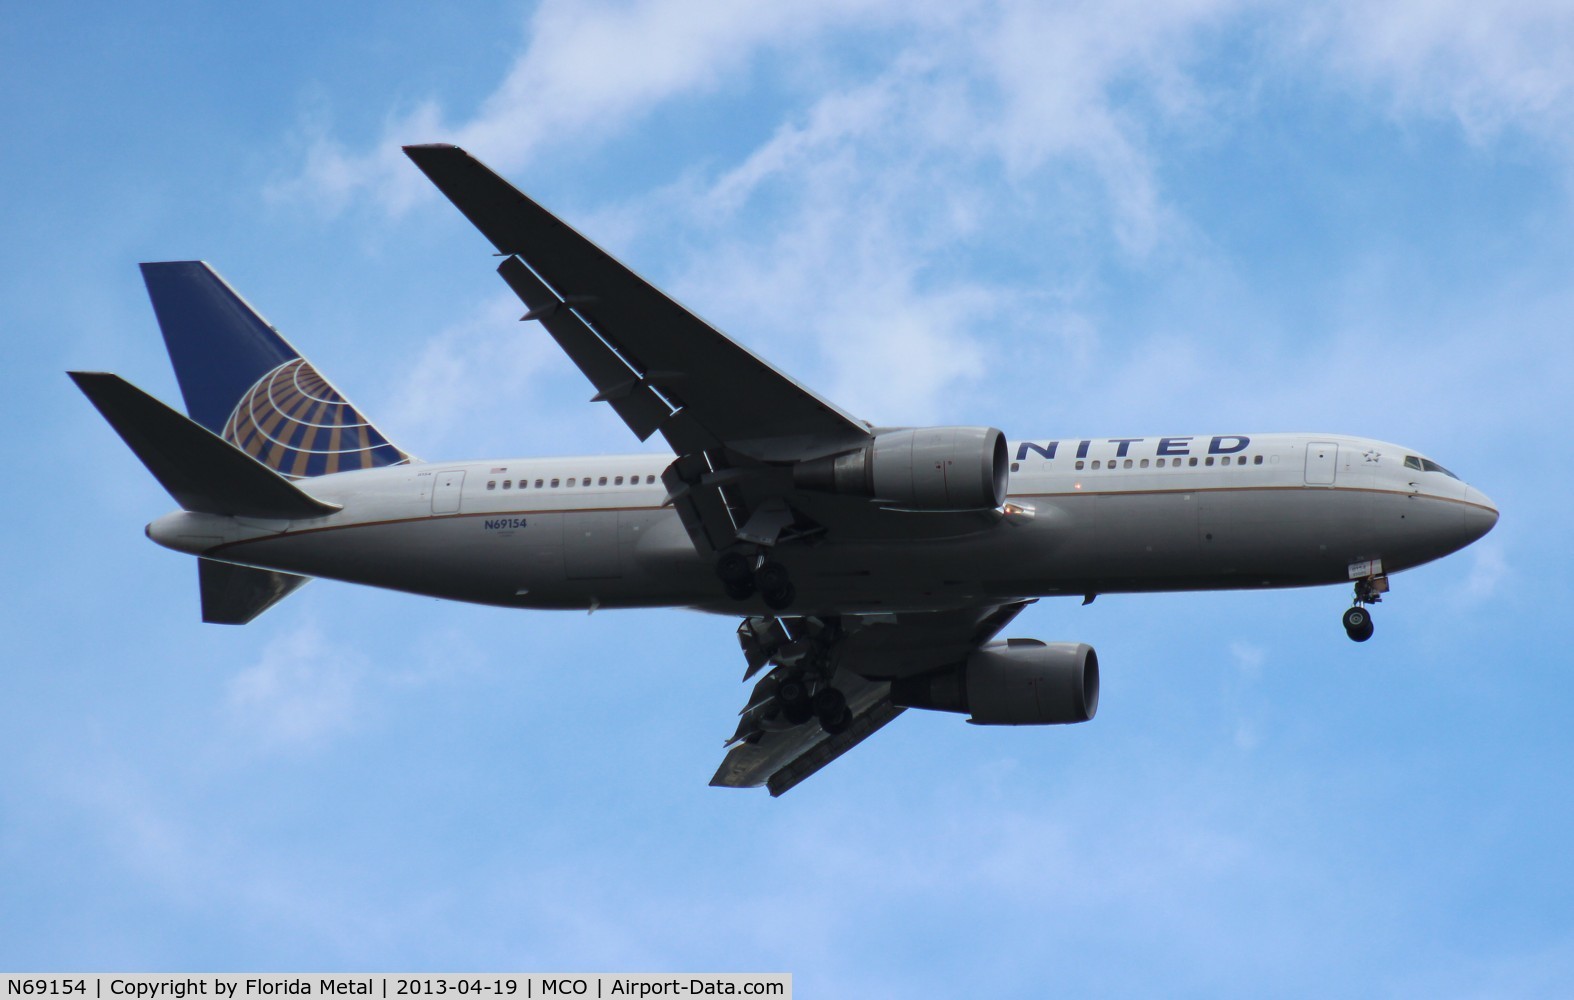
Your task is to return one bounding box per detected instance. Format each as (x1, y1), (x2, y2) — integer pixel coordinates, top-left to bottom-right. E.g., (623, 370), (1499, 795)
(794, 426), (1008, 511)
(890, 639), (1099, 725)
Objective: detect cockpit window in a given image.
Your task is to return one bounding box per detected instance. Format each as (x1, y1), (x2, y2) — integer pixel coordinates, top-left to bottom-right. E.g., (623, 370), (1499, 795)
(1404, 455), (1459, 479)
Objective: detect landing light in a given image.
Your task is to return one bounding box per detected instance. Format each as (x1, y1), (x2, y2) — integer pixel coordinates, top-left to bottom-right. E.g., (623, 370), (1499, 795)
(1002, 502), (1036, 524)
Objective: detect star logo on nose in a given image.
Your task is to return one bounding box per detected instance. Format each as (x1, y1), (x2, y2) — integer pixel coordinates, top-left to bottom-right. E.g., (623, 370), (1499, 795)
(1363, 450), (1382, 463)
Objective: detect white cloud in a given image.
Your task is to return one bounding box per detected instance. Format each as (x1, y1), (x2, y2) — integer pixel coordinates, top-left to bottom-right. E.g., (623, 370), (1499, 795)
(1230, 640), (1266, 678)
(1300, 1), (1574, 150)
(225, 622), (369, 751)
(58, 759), (430, 962)
(272, 0), (1270, 421)
(274, 0), (898, 213)
(1455, 540), (1509, 606)
(1226, 640), (1268, 751)
(272, 0), (1574, 444)
(384, 290), (564, 457)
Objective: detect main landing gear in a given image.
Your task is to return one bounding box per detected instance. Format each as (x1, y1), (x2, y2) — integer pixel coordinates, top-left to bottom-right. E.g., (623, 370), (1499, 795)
(1342, 573), (1388, 643)
(715, 549), (796, 610)
(730, 615), (853, 740)
(770, 673), (851, 734)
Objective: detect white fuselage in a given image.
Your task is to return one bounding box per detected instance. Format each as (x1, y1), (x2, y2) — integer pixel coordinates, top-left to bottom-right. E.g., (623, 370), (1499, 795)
(147, 433), (1498, 616)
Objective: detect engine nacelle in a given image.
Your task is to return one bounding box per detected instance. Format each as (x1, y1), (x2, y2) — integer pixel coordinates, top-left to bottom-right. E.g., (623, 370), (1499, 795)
(794, 426), (1008, 511)
(890, 639), (1099, 725)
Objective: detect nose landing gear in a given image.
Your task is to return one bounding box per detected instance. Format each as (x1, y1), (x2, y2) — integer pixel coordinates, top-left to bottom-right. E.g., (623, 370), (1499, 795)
(1342, 605), (1375, 642)
(1343, 571), (1388, 642)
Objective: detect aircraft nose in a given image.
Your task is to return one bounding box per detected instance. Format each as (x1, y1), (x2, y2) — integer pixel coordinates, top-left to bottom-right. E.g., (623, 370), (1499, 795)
(1462, 485), (1499, 543)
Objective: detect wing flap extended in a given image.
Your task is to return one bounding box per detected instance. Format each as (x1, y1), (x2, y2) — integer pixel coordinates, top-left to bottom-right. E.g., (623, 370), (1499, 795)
(710, 682), (904, 796)
(497, 256), (676, 444)
(712, 602), (1034, 793)
(403, 143), (869, 460)
(661, 452), (744, 556)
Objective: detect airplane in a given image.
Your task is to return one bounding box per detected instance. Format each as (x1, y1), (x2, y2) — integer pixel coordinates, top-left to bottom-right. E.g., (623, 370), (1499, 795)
(70, 143), (1499, 795)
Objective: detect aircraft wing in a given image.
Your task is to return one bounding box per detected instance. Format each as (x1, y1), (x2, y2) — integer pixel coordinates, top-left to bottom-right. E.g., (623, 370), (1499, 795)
(402, 144), (870, 464)
(713, 601), (1032, 795)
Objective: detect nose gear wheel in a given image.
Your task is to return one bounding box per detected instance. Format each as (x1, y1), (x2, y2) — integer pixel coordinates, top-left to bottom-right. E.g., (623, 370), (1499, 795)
(1342, 605), (1374, 642)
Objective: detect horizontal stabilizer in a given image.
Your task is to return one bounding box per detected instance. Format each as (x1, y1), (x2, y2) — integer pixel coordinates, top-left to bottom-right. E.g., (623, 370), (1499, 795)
(68, 371), (340, 520)
(199, 558), (310, 625)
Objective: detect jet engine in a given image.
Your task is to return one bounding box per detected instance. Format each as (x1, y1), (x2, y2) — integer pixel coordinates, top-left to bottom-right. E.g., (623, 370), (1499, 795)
(793, 426), (1008, 511)
(889, 639), (1099, 725)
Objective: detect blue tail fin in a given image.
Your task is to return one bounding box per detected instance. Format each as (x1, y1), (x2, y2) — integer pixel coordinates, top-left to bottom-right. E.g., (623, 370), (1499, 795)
(140, 261), (410, 477)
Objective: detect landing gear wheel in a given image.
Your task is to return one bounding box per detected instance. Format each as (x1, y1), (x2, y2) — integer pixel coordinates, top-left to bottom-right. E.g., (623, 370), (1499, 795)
(812, 687), (851, 734)
(821, 708), (852, 735)
(776, 674), (813, 725)
(716, 551), (756, 601)
(715, 550), (752, 583)
(1342, 606), (1375, 643)
(756, 560), (794, 611)
(755, 560), (789, 591)
(761, 580), (795, 611)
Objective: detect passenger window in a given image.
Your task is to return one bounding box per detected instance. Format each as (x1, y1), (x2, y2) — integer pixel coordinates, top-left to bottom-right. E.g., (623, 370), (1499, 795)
(503, 480), (512, 489)
(615, 476), (624, 485)
(647, 475), (656, 484)
(550, 479), (560, 488)
(1205, 457), (1214, 467)
(1253, 455), (1263, 465)
(1091, 460), (1101, 470)
(1075, 461), (1085, 471)
(1188, 457), (1198, 467)
(535, 479), (544, 488)
(1140, 459), (1149, 469)
(599, 476), (608, 486)
(1123, 459), (1133, 469)
(1010, 462), (1020, 472)
(487, 480), (496, 490)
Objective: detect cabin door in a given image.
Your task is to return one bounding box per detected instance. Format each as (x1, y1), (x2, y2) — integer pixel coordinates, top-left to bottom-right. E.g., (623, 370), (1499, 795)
(1304, 443), (1338, 485)
(432, 470), (466, 514)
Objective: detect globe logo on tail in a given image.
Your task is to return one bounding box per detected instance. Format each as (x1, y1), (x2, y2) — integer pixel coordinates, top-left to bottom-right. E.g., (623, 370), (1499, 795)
(223, 359), (408, 478)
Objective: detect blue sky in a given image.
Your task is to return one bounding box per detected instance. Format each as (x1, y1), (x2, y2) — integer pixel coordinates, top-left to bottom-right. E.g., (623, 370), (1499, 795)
(3, 1), (1571, 994)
